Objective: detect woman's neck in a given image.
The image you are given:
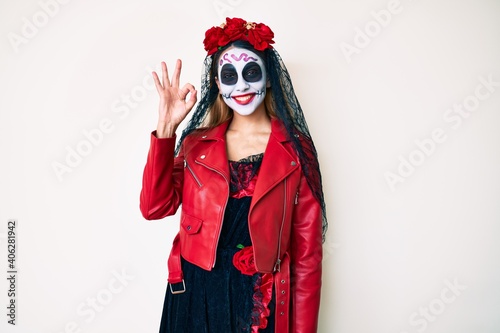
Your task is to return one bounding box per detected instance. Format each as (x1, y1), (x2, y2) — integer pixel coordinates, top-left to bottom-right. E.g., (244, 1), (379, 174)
(228, 105), (271, 134)
(225, 105), (271, 161)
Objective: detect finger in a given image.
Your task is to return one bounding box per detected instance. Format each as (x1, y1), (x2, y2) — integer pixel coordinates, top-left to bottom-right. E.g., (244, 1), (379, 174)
(152, 71), (163, 94)
(181, 83), (197, 110)
(161, 61), (171, 87)
(179, 83), (195, 99)
(185, 89), (198, 111)
(171, 59), (182, 88)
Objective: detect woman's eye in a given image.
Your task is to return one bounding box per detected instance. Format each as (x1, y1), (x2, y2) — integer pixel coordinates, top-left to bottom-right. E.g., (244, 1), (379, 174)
(242, 64), (262, 82)
(219, 64), (238, 85)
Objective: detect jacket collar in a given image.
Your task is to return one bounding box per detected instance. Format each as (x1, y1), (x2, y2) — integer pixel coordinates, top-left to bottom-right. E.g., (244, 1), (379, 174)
(192, 117), (298, 207)
(196, 117), (289, 143)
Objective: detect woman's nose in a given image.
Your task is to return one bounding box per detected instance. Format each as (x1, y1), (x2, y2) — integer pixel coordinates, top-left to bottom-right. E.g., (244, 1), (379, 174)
(234, 78), (250, 92)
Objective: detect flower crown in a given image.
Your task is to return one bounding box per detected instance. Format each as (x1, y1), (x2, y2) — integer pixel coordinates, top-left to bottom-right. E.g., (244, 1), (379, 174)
(203, 17), (275, 56)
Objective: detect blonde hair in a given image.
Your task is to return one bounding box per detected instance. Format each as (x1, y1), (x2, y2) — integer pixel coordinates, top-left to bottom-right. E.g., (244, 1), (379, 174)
(202, 88), (277, 128)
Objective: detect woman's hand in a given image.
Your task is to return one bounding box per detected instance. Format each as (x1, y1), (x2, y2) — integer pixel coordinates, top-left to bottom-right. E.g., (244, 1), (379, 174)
(152, 59), (197, 138)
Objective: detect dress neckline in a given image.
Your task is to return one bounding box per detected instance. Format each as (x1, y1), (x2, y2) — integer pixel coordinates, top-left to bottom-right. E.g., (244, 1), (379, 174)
(229, 152), (264, 164)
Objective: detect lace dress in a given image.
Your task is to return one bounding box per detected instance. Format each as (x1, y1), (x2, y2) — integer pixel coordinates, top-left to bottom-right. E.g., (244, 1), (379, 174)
(159, 153), (275, 333)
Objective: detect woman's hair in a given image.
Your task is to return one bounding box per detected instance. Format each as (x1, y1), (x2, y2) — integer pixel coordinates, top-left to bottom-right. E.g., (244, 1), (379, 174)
(176, 40), (328, 242)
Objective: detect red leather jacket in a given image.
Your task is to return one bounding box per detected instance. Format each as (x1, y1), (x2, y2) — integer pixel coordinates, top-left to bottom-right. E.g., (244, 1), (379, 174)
(140, 118), (323, 332)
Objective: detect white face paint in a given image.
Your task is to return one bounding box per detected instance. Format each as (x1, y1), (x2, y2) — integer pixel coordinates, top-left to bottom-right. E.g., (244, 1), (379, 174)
(217, 48), (267, 116)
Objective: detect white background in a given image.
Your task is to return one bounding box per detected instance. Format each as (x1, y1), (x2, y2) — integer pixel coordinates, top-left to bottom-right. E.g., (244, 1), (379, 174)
(1, 0), (500, 332)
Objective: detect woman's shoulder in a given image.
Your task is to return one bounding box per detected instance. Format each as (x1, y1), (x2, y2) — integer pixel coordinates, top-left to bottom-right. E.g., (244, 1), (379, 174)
(272, 118), (314, 147)
(185, 127), (210, 139)
(184, 120), (229, 142)
(181, 125), (220, 152)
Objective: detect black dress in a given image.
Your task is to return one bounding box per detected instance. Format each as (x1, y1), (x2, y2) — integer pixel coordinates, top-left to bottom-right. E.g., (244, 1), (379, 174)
(159, 153), (275, 333)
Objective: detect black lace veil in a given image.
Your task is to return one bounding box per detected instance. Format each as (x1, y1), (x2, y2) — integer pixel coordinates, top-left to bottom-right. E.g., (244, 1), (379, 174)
(175, 42), (328, 242)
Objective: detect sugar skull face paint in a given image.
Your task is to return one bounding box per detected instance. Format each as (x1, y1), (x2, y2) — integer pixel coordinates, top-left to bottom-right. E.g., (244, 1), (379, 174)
(217, 48), (267, 116)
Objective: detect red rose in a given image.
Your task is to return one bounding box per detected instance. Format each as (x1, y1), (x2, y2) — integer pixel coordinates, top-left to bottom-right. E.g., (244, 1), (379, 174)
(204, 26), (228, 55)
(223, 17), (247, 43)
(247, 23), (275, 51)
(233, 246), (258, 276)
(203, 18), (275, 56)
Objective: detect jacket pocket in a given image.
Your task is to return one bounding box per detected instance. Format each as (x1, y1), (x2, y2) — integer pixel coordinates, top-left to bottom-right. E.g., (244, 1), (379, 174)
(181, 213), (203, 235)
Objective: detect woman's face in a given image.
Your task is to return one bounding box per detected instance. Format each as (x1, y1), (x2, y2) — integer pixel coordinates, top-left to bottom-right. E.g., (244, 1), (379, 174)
(216, 47), (267, 116)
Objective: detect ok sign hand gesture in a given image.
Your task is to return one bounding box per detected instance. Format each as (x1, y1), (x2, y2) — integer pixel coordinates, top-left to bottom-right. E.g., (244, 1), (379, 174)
(152, 59), (197, 138)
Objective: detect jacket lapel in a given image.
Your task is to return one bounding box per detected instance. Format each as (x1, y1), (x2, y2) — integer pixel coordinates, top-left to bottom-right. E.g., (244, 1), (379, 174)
(193, 120), (230, 182)
(251, 119), (299, 207)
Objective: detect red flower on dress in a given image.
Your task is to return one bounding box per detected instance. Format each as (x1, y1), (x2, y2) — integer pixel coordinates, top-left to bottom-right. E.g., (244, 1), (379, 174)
(232, 246), (258, 276)
(233, 245), (274, 331)
(203, 17), (275, 56)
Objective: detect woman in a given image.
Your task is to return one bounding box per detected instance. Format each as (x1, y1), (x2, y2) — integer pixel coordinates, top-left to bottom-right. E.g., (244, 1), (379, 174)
(140, 17), (327, 332)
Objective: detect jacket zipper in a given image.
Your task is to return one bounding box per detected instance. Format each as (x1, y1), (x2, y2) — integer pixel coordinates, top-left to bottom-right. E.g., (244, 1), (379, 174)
(195, 160), (228, 268)
(274, 178), (287, 272)
(184, 160), (202, 187)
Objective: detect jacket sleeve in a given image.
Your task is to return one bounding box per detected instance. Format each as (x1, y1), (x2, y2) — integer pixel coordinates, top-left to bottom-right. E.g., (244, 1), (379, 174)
(139, 131), (185, 220)
(290, 171), (323, 332)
